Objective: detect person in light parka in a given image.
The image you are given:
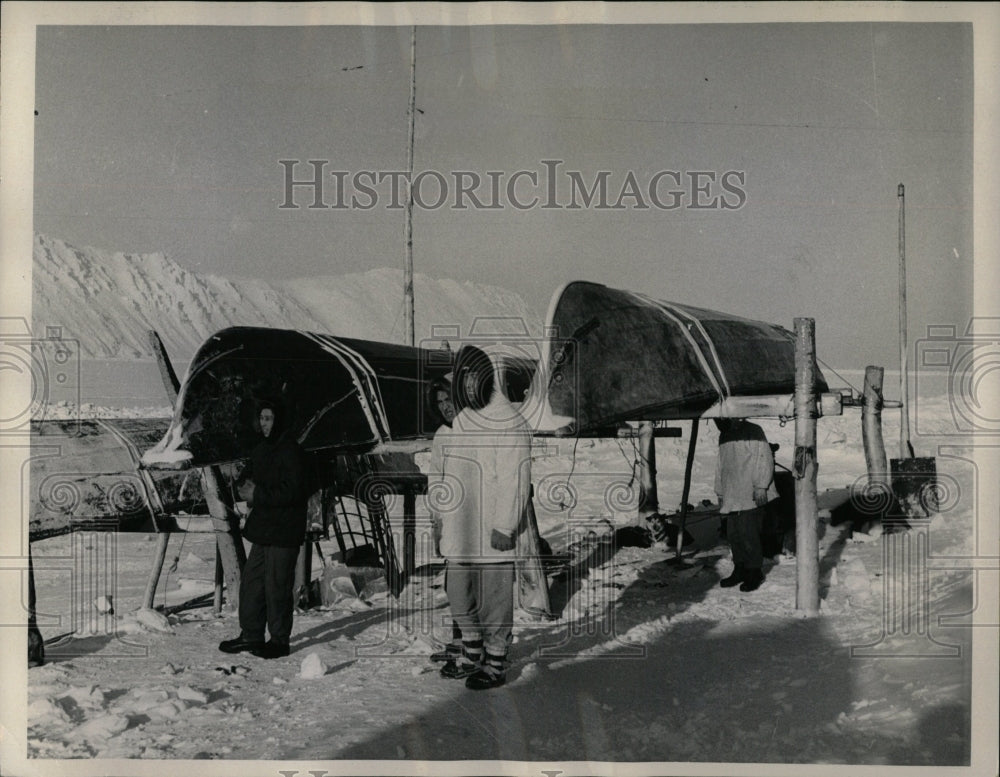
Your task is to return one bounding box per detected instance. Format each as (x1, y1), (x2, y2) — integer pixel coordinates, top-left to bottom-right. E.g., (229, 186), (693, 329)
(432, 344), (532, 690)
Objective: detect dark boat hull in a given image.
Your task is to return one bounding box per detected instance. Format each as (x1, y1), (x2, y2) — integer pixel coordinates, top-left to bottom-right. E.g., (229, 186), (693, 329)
(29, 418), (209, 539)
(528, 281), (829, 433)
(142, 327), (453, 469)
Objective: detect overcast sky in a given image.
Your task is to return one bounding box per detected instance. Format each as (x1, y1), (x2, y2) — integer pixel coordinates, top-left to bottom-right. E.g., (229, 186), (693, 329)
(26, 15), (978, 369)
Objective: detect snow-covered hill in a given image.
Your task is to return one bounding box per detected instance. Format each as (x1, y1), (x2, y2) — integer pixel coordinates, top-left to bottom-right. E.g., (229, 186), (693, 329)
(32, 234), (540, 360)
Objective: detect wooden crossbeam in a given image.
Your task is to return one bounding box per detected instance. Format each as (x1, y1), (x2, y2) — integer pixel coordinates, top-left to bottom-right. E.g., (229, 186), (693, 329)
(702, 392), (843, 419)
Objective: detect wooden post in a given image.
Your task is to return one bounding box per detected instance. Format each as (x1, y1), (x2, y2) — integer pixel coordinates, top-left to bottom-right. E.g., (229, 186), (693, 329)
(294, 539), (312, 608)
(637, 420), (659, 521)
(203, 466), (246, 611)
(213, 545), (223, 614)
(862, 366), (889, 500)
(142, 531), (172, 610)
(794, 318), (820, 615)
(675, 419), (699, 558)
(28, 545), (45, 667)
(402, 488), (417, 582)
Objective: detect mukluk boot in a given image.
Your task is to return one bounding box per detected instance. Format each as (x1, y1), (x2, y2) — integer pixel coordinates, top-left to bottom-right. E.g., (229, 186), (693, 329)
(431, 622), (464, 663)
(739, 568), (764, 592)
(720, 564), (745, 588)
(430, 642), (462, 664)
(441, 640), (482, 679)
(466, 652), (506, 691)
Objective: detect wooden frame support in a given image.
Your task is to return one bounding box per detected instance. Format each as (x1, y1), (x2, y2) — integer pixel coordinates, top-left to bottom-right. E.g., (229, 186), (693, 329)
(862, 366), (890, 500)
(636, 420), (659, 521)
(148, 330), (245, 613)
(402, 488), (417, 583)
(675, 419), (699, 559)
(143, 331), (176, 610)
(793, 318), (820, 615)
(703, 392), (843, 420)
(28, 546), (45, 667)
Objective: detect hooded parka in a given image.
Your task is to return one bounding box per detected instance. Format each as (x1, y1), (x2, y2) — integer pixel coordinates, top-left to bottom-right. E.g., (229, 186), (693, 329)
(242, 415), (308, 549)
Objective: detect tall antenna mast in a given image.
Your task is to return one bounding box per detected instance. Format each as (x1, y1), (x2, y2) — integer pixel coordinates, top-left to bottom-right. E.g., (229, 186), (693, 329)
(898, 182), (912, 458)
(403, 26), (417, 347)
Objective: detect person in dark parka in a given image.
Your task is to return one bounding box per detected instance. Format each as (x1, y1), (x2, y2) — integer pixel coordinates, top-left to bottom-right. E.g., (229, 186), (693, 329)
(219, 400), (307, 659)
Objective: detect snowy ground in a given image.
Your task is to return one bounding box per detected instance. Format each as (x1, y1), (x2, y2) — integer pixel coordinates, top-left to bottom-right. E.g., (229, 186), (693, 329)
(22, 393), (993, 770)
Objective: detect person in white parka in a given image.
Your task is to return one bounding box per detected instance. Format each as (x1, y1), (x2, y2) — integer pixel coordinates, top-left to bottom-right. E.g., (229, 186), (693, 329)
(431, 344), (532, 690)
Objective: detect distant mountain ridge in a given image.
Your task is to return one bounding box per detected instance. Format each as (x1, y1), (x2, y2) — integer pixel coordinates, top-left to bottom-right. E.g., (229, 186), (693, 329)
(32, 234), (540, 359)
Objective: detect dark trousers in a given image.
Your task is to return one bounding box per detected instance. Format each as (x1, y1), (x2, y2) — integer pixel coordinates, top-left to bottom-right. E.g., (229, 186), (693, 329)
(443, 562), (462, 648)
(446, 562), (515, 658)
(726, 506), (766, 570)
(239, 542), (300, 645)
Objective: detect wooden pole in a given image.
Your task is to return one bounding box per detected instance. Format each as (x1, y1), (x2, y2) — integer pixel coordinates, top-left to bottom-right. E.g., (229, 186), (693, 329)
(403, 25), (416, 347)
(675, 419), (699, 558)
(637, 420), (659, 521)
(142, 530), (172, 610)
(794, 318), (820, 615)
(862, 366), (890, 504)
(143, 331), (176, 610)
(213, 545), (224, 614)
(402, 489), (417, 582)
(898, 183), (912, 459)
(148, 330), (245, 611)
(28, 545), (45, 667)
(203, 467), (246, 611)
(294, 539), (312, 608)
(150, 330), (180, 399)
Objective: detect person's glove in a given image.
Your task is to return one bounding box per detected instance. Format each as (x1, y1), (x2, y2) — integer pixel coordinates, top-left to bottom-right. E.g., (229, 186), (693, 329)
(490, 529), (515, 552)
(242, 482), (255, 508)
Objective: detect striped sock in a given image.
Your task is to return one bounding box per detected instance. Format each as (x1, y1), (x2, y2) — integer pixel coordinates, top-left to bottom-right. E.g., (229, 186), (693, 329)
(462, 639), (483, 665)
(481, 651), (505, 676)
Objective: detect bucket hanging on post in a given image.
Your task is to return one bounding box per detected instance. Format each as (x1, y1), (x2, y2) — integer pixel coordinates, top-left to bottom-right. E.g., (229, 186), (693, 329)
(889, 456), (939, 523)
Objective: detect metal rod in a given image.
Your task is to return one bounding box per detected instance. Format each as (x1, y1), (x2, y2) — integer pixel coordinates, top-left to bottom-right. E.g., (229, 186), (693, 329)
(898, 183), (912, 459)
